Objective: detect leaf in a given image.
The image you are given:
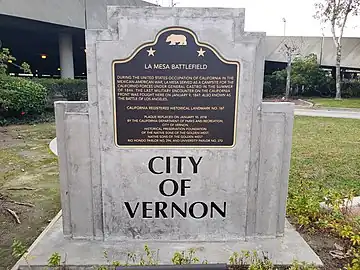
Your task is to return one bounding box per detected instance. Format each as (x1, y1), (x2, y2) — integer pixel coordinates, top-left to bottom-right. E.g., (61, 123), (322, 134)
(329, 250), (346, 259)
(334, 243), (344, 251)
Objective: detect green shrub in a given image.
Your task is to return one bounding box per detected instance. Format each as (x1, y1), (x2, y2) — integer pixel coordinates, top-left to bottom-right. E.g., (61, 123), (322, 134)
(341, 80), (360, 98)
(0, 111), (54, 126)
(263, 73), (286, 97)
(0, 75), (47, 118)
(263, 54), (336, 98)
(33, 78), (87, 107)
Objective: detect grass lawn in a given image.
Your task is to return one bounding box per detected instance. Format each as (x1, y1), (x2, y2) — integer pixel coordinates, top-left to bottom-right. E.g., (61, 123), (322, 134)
(0, 123), (60, 270)
(291, 116), (360, 194)
(309, 98), (360, 109)
(289, 116), (360, 269)
(1, 117), (360, 269)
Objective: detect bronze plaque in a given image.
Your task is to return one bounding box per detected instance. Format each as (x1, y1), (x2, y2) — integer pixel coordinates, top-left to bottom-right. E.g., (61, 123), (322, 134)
(113, 27), (240, 147)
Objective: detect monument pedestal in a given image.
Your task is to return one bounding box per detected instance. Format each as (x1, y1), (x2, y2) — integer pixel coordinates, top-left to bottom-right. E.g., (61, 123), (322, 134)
(13, 212), (322, 269)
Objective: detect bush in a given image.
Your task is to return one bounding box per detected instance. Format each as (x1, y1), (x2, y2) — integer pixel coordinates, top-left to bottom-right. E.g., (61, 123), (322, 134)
(263, 73), (286, 97)
(341, 80), (360, 98)
(0, 75), (47, 119)
(263, 59), (360, 98)
(33, 78), (87, 108)
(263, 55), (336, 98)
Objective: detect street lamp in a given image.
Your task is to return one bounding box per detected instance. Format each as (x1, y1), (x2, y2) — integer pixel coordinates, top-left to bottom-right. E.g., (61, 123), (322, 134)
(282, 18), (287, 36)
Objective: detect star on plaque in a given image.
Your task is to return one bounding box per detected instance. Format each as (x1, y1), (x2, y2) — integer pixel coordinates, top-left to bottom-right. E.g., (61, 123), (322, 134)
(147, 47), (156, 56)
(197, 48), (205, 57)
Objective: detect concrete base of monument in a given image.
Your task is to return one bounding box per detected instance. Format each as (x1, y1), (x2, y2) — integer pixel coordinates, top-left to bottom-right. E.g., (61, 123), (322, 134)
(12, 212), (322, 269)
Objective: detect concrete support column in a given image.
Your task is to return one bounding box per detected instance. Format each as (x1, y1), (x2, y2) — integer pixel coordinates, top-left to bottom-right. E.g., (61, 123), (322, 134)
(59, 33), (74, 79)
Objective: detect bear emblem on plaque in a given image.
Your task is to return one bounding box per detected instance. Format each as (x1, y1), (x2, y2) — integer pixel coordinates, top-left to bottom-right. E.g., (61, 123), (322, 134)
(166, 34), (187, 46)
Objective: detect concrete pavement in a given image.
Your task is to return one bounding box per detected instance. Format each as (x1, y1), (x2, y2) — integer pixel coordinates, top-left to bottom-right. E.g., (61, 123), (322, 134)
(295, 108), (360, 119)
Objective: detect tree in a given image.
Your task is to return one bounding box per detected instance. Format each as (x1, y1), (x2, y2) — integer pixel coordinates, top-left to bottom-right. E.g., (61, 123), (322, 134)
(0, 48), (31, 75)
(279, 37), (304, 98)
(291, 54), (332, 95)
(266, 54), (332, 97)
(0, 48), (15, 75)
(315, 0), (360, 99)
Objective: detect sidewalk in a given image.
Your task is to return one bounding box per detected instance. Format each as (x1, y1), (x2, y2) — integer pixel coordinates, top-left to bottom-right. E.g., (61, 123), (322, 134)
(295, 108), (360, 119)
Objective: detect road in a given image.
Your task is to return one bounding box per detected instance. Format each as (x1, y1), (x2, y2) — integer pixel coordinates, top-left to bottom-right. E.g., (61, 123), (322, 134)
(295, 108), (360, 119)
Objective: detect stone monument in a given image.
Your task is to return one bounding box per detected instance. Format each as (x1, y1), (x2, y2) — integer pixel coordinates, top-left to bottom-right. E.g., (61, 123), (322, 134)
(13, 6), (322, 269)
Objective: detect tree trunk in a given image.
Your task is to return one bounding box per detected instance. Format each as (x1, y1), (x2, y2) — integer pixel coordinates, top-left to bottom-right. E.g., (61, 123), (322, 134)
(285, 54), (291, 99)
(335, 45), (342, 99)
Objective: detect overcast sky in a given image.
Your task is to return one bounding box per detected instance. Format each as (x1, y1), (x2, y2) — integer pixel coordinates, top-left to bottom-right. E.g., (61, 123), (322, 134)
(146, 0), (359, 37)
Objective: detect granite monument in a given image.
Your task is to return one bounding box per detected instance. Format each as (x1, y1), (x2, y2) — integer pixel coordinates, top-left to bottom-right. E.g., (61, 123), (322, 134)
(13, 6), (322, 269)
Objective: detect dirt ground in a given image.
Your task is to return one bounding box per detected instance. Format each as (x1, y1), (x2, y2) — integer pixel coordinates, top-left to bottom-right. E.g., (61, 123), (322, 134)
(300, 229), (352, 269)
(0, 123), (60, 269)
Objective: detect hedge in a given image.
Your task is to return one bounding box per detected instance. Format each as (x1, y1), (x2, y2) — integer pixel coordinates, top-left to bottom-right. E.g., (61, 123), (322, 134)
(33, 78), (87, 108)
(0, 75), (47, 118)
(264, 75), (360, 98)
(0, 77), (87, 125)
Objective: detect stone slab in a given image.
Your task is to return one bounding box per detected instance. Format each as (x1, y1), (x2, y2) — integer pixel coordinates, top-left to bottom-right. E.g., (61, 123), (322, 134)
(13, 213), (322, 269)
(84, 7), (268, 240)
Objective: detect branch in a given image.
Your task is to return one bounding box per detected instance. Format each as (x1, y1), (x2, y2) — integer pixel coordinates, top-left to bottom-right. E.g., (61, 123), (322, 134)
(339, 0), (353, 41)
(330, 0), (340, 47)
(7, 187), (35, 191)
(10, 200), (35, 207)
(6, 208), (21, 224)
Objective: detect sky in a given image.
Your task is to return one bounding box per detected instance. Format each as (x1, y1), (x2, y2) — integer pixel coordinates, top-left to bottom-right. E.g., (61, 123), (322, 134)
(146, 0), (359, 37)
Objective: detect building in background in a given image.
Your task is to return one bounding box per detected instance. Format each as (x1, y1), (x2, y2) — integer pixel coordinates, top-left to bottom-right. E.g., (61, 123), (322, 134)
(0, 0), (156, 79)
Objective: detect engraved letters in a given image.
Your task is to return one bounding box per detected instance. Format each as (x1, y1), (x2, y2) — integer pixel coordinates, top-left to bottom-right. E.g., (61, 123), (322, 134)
(124, 156), (227, 219)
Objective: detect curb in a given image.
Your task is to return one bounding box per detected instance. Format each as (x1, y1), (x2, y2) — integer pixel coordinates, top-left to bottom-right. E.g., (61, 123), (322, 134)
(315, 107), (360, 112)
(298, 99), (314, 108)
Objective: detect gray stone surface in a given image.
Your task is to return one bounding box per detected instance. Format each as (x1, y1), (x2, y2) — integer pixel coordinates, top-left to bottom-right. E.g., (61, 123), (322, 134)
(55, 98), (293, 240)
(13, 213), (322, 269)
(81, 6), (294, 241)
(54, 98), (295, 240)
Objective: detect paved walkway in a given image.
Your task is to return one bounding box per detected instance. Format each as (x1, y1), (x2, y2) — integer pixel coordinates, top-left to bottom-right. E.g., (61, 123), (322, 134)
(295, 108), (360, 119)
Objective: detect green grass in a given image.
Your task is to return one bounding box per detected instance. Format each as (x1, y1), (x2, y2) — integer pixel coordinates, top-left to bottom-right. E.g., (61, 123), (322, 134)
(290, 116), (360, 194)
(0, 123), (60, 270)
(309, 98), (360, 109)
(288, 116), (360, 269)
